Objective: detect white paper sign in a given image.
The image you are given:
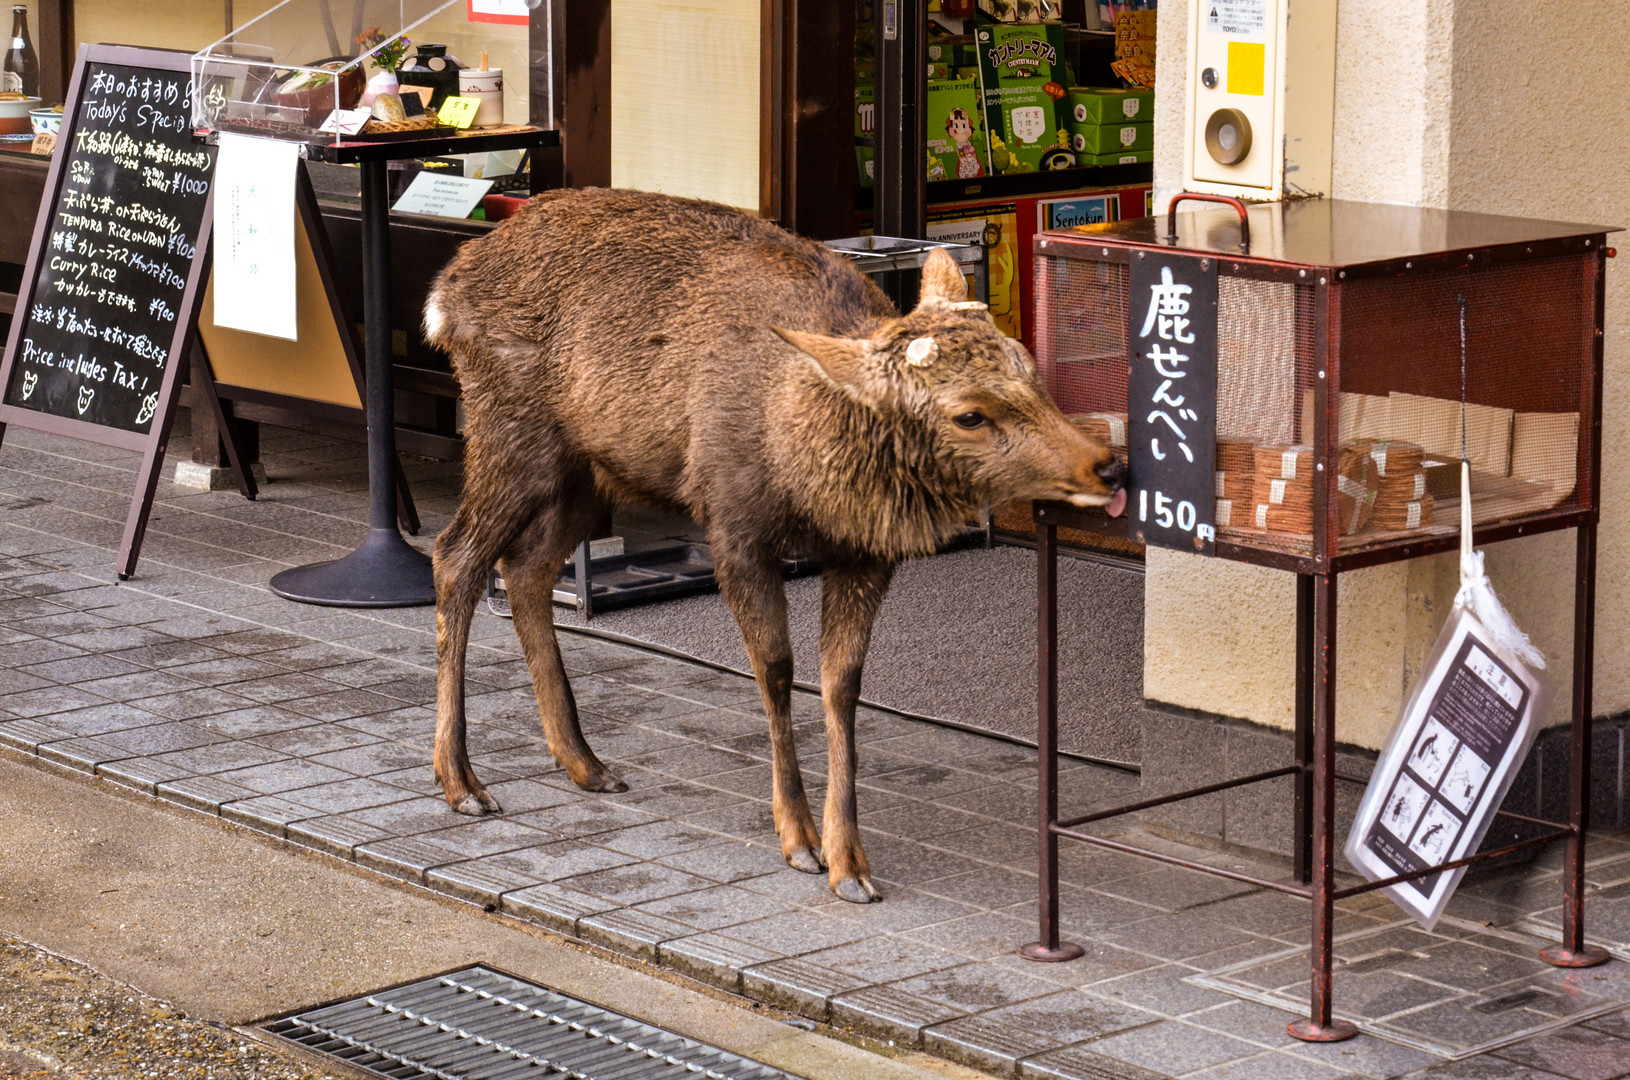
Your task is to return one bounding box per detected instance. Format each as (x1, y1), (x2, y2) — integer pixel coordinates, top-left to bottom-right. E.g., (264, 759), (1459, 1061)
(392, 172), (494, 219)
(1345, 612), (1544, 929)
(212, 133), (300, 341)
(319, 108), (372, 135)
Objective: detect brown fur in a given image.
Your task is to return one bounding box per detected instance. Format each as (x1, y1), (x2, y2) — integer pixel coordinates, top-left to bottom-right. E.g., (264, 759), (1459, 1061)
(424, 188), (1123, 903)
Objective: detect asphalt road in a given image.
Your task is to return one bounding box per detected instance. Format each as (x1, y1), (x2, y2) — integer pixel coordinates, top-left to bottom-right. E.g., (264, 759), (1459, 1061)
(0, 751), (991, 1080)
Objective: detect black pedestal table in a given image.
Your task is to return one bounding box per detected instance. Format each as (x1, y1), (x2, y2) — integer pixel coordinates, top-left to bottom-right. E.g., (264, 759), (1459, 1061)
(270, 126), (559, 607)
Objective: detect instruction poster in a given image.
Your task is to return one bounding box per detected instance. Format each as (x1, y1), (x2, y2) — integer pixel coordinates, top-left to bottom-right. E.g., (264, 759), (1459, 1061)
(1347, 617), (1540, 926)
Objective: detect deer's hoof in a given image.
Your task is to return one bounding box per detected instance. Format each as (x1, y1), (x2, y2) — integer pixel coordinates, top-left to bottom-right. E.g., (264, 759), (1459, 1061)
(833, 876), (879, 904)
(787, 847), (824, 874)
(573, 769), (628, 794)
(453, 791), (502, 816)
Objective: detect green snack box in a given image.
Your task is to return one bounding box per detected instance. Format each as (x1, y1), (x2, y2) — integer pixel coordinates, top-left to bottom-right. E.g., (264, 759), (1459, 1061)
(1068, 121), (1154, 156)
(856, 145), (875, 189)
(974, 22), (1075, 174)
(926, 78), (988, 181)
(1066, 86), (1154, 125)
(855, 83), (874, 140)
(1079, 148), (1154, 167)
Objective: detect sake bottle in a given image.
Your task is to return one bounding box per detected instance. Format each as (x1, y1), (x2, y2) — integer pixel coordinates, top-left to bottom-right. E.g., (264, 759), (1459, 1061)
(3, 5), (38, 97)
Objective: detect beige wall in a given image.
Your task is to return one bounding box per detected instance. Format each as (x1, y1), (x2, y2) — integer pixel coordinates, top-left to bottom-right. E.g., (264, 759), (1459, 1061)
(609, 0), (760, 212)
(1147, 0), (1627, 748)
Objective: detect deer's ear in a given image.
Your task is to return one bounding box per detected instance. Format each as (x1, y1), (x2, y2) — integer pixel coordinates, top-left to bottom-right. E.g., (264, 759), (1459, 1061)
(915, 247), (970, 309)
(774, 328), (879, 399)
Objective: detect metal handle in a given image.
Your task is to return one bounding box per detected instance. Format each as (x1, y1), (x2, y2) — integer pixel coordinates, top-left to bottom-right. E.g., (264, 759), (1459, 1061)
(1165, 193), (1251, 253)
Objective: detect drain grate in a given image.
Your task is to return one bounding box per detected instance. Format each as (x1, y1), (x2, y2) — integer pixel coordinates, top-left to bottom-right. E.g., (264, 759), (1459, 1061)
(263, 966), (802, 1080)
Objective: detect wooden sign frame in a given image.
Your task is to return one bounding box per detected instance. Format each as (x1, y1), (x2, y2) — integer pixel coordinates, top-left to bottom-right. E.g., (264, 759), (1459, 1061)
(0, 44), (219, 579)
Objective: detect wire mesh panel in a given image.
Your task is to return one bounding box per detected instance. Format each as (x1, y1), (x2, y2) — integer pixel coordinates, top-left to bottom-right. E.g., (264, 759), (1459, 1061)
(1033, 207), (1605, 569)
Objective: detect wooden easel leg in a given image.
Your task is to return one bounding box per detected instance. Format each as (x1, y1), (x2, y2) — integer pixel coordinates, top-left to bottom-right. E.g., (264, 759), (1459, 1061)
(191, 340), (257, 500)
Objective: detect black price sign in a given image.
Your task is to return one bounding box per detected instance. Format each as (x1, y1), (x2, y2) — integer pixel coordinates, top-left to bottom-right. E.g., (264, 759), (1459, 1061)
(0, 45), (220, 580)
(1127, 252), (1218, 555)
(2, 57), (213, 432)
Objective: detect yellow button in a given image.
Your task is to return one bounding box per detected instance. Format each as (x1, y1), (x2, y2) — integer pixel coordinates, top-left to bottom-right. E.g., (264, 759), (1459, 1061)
(1227, 41), (1266, 96)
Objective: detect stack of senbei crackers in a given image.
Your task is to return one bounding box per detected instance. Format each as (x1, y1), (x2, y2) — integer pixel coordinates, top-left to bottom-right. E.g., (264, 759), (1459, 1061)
(1251, 444), (1316, 533)
(1366, 440), (1433, 530)
(1069, 413), (1129, 461)
(1215, 436), (1256, 530)
(1248, 442), (1382, 536)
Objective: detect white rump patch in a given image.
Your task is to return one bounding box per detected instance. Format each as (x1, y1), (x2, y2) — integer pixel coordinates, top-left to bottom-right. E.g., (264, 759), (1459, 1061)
(424, 298), (446, 340)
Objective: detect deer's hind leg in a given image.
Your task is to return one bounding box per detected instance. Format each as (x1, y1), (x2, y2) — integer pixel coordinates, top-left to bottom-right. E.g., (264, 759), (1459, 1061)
(434, 467), (542, 816)
(500, 474), (626, 794)
(712, 538), (823, 875)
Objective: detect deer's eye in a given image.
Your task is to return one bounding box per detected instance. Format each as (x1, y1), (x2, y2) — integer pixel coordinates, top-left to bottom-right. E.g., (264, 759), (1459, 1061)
(953, 411), (989, 430)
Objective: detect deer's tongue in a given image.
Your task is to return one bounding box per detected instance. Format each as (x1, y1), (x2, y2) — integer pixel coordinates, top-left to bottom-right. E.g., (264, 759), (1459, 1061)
(1108, 488), (1127, 518)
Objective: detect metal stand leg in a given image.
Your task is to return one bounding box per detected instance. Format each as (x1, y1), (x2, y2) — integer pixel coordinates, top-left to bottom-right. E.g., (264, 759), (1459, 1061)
(1293, 573), (1315, 885)
(1290, 572), (1358, 1042)
(574, 538), (594, 619)
(1021, 521), (1083, 963)
(270, 159), (435, 607)
(1541, 522), (1609, 968)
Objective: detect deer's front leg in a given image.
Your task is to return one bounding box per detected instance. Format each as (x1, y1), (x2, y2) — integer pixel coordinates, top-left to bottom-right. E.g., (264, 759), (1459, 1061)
(818, 558), (895, 903)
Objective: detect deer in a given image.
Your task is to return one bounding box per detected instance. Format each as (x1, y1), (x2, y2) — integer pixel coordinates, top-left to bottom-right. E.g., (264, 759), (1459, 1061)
(423, 188), (1126, 904)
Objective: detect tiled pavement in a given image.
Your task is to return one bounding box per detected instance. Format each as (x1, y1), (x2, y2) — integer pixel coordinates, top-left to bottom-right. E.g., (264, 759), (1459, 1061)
(2, 418), (1630, 1080)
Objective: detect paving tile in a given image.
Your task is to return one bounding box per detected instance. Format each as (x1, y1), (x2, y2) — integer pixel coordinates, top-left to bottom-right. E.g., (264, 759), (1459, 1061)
(513, 799), (661, 839)
(279, 688), (404, 722)
(1185, 999), (1305, 1050)
(20, 653), (144, 684)
(829, 985), (967, 1047)
(1491, 1024), (1630, 1080)
(1086, 1017), (1266, 1075)
(577, 909), (695, 960)
(562, 861), (717, 906)
(593, 820), (723, 859)
(740, 958), (871, 1020)
(1406, 1057), (1554, 1079)
(660, 932), (784, 991)
(427, 860), (542, 907)
(1, 685), (110, 718)
(1081, 962), (1238, 1017)
(1281, 1032), (1444, 1080)
(37, 736), (131, 771)
(126, 687), (257, 721)
(1097, 911), (1271, 963)
(636, 884), (794, 932)
(1187, 1050), (1372, 1079)
(1020, 1046), (1172, 1080)
(0, 719), (73, 754)
(289, 816), (395, 859)
(150, 740), (286, 775)
(925, 1013), (1055, 1075)
(890, 960), (1065, 1013)
(82, 670), (199, 702)
(501, 881), (617, 936)
(156, 775), (256, 814)
(252, 726), (382, 759)
(416, 818), (554, 859)
(484, 839), (639, 881)
(97, 756), (193, 795)
(278, 777), (417, 815)
(226, 672), (346, 705)
(221, 795), (320, 837)
(651, 840), (782, 885)
(195, 706), (319, 740)
(354, 836), (463, 881)
(214, 758), (354, 794)
(718, 908), (873, 956)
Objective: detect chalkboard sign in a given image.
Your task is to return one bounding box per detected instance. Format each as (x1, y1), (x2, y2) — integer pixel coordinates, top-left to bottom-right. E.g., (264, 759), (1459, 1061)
(0, 45), (218, 577)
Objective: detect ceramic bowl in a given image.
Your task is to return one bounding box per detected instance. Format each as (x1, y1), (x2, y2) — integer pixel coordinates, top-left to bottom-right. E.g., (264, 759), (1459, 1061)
(0, 95), (43, 135)
(29, 108), (61, 136)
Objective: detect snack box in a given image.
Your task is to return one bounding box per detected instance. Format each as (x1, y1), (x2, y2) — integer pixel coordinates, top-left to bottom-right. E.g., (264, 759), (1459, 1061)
(1068, 121), (1154, 156)
(926, 78), (988, 181)
(1079, 149), (1153, 166)
(974, 22), (1074, 174)
(1066, 86), (1154, 125)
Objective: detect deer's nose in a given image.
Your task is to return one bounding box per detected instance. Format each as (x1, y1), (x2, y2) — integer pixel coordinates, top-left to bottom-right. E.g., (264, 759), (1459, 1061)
(1095, 456), (1128, 491)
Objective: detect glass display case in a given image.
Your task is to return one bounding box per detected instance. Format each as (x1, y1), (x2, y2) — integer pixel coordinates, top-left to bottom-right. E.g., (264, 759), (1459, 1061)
(190, 0), (466, 144)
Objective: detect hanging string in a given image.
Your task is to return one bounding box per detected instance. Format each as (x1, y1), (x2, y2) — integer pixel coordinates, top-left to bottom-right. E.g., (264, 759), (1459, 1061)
(1458, 295), (1468, 464)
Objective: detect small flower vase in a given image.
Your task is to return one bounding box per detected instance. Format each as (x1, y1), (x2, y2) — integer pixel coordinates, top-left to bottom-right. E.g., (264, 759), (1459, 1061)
(362, 70), (399, 108)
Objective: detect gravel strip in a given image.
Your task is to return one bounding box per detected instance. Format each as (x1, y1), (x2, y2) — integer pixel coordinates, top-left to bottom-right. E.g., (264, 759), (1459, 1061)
(0, 937), (339, 1080)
